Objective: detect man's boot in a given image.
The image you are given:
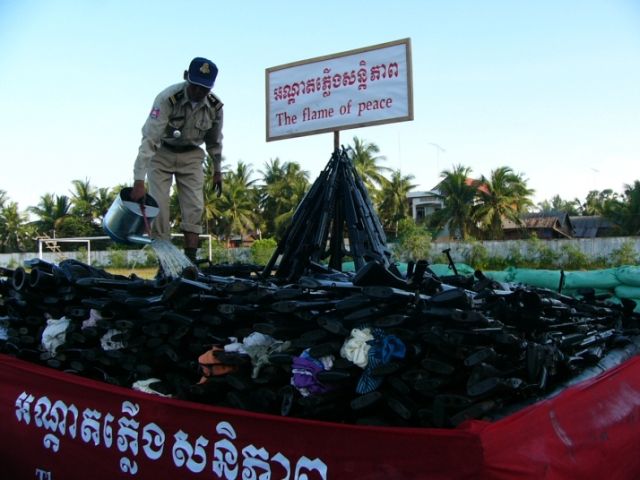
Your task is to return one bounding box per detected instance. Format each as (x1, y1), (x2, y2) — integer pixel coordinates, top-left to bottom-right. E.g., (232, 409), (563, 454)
(184, 247), (198, 264)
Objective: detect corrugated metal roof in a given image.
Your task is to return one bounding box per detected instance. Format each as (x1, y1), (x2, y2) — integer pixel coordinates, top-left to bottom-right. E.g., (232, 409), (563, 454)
(407, 190), (439, 198)
(503, 215), (572, 238)
(570, 215), (614, 229)
(570, 215), (615, 238)
(503, 216), (559, 229)
(575, 226), (600, 237)
(528, 217), (561, 229)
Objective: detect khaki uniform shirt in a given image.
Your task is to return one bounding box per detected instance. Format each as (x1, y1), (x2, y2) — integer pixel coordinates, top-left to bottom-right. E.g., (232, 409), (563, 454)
(133, 82), (223, 181)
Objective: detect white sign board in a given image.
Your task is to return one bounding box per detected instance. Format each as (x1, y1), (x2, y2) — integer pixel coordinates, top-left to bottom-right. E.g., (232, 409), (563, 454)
(265, 38), (413, 142)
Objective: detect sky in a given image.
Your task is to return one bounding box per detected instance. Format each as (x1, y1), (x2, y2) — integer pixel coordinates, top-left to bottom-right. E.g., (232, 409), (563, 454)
(1, 0), (639, 214)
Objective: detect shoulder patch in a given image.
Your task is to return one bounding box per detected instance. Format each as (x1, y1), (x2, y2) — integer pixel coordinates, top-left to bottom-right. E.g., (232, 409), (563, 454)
(208, 93), (224, 111)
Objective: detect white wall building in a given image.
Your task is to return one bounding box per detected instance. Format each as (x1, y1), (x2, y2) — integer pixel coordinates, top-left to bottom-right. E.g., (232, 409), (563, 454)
(407, 190), (443, 223)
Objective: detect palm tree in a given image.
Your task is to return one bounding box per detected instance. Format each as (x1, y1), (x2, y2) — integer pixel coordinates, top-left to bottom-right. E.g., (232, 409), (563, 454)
(201, 155), (228, 237)
(69, 178), (98, 220)
(537, 195), (580, 215)
(217, 161), (259, 245)
(259, 158), (285, 185)
(606, 181), (640, 235)
(430, 164), (479, 240)
(377, 170), (417, 237)
(94, 187), (117, 222)
(28, 193), (71, 236)
(348, 137), (390, 195)
(581, 189), (618, 216)
(232, 160), (256, 187)
(258, 158), (285, 236)
(64, 178), (102, 237)
(202, 186), (224, 238)
(474, 166), (535, 239)
(259, 158), (309, 239)
(274, 162), (309, 232)
(0, 202), (34, 252)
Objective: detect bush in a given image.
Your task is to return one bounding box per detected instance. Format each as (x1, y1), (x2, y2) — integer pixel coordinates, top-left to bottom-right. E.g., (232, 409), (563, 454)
(108, 247), (129, 268)
(526, 236), (559, 268)
(463, 241), (489, 270)
(486, 253), (510, 271)
(608, 241), (640, 267)
(76, 246), (88, 263)
(56, 216), (98, 239)
(250, 238), (277, 266)
(210, 240), (232, 264)
(586, 254), (608, 269)
(430, 253), (448, 265)
(392, 220), (432, 262)
(559, 243), (591, 270)
(143, 248), (158, 267)
(505, 245), (525, 268)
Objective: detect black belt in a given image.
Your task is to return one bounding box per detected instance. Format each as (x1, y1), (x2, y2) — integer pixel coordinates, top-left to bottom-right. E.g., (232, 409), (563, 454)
(161, 141), (200, 153)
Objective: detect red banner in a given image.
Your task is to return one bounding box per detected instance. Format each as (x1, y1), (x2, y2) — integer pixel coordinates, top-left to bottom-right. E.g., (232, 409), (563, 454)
(2, 353), (640, 479)
(0, 354), (481, 480)
(477, 357), (640, 479)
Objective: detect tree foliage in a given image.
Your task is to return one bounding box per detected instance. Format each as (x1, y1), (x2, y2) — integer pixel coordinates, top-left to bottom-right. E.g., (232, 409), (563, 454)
(582, 189), (618, 216)
(392, 218), (432, 262)
(2, 143), (640, 256)
(377, 170), (416, 237)
(0, 201), (34, 252)
(430, 164), (479, 240)
(69, 178), (98, 220)
(605, 181), (640, 235)
(537, 195), (581, 215)
(474, 166), (535, 239)
(216, 161), (259, 244)
(348, 136), (390, 204)
(258, 158), (309, 240)
(28, 193), (71, 236)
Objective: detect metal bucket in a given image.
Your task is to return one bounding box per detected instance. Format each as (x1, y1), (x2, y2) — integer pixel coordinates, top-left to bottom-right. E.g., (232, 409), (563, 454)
(103, 188), (160, 245)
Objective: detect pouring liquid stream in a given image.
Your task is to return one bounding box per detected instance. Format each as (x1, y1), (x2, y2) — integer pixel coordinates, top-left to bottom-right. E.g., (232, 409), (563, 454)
(150, 239), (195, 278)
(139, 200), (195, 278)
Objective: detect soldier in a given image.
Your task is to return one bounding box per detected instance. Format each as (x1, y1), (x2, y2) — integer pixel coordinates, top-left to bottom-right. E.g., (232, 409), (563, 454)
(130, 57), (223, 263)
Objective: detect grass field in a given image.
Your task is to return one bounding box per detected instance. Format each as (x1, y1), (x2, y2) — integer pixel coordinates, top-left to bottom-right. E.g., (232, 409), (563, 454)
(105, 267), (157, 279)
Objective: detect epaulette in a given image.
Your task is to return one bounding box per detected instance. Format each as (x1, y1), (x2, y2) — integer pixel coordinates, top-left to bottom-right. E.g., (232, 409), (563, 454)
(208, 93), (224, 111)
(169, 90), (185, 106)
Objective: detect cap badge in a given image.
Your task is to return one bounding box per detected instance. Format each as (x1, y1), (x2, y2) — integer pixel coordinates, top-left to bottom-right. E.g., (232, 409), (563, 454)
(200, 63), (211, 75)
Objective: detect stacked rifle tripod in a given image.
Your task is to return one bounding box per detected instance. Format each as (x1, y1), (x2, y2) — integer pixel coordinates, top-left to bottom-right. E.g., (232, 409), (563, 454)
(263, 147), (399, 282)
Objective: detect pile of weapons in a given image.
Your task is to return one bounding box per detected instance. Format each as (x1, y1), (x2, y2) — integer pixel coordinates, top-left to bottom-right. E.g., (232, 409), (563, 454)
(1, 257), (639, 428)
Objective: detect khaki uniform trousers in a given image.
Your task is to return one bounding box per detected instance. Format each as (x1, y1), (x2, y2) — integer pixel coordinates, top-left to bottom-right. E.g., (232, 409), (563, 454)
(148, 146), (205, 240)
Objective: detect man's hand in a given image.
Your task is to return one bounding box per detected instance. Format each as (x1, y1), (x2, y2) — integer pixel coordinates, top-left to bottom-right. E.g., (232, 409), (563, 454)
(130, 180), (146, 202)
(213, 171), (223, 197)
